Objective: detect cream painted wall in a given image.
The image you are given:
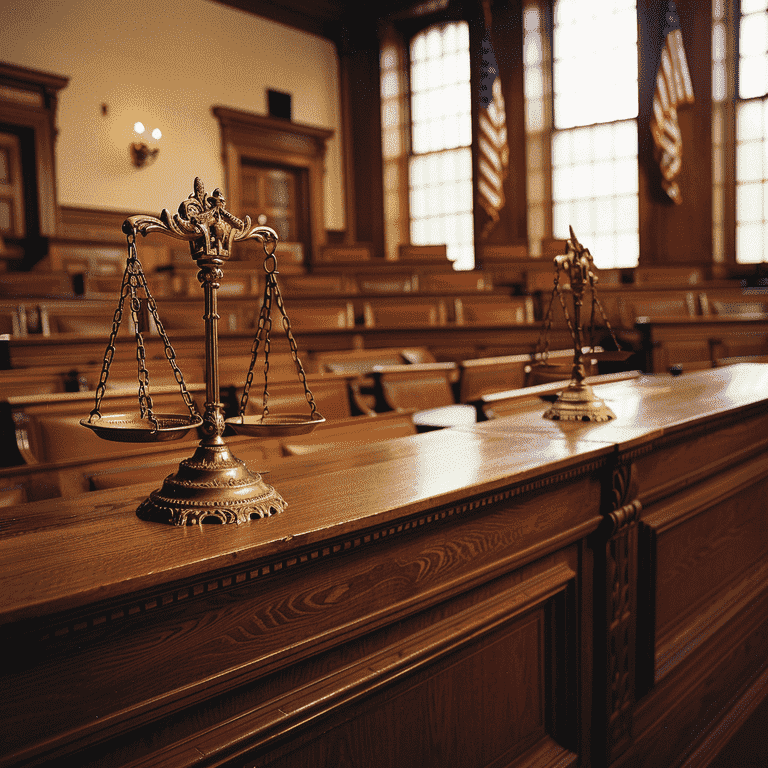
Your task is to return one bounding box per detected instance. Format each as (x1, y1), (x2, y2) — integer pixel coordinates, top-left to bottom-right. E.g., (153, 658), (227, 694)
(0, 0), (344, 230)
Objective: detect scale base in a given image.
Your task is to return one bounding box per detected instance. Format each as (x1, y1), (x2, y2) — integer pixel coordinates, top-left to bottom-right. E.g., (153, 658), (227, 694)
(136, 442), (286, 526)
(543, 381), (616, 423)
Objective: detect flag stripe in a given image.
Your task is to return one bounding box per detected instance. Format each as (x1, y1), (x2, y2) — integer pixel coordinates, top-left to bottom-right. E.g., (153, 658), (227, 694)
(650, 1), (694, 204)
(478, 29), (509, 235)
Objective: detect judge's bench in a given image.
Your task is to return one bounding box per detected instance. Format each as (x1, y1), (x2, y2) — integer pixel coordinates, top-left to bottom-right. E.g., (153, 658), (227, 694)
(1, 365), (767, 768)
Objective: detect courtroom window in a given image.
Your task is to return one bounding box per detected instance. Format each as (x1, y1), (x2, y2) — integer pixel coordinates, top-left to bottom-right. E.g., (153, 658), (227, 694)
(408, 21), (474, 271)
(525, 0), (639, 269)
(735, 0), (768, 263)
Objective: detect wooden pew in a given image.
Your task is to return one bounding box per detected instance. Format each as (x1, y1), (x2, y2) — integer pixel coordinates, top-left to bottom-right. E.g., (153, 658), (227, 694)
(369, 362), (457, 412)
(457, 353), (533, 402)
(362, 297), (448, 327)
(454, 295), (535, 326)
(636, 315), (768, 372)
(419, 271), (493, 292)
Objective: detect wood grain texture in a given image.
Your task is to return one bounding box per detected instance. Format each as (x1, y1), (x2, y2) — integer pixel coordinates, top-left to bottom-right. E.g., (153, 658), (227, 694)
(1, 367), (767, 767)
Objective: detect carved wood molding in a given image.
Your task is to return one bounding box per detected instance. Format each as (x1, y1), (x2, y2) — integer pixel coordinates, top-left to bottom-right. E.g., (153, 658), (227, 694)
(25, 457), (606, 646)
(597, 459), (641, 764)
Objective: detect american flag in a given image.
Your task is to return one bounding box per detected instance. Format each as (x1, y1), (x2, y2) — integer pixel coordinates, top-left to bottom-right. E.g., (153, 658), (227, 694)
(650, 0), (694, 205)
(478, 24), (509, 236)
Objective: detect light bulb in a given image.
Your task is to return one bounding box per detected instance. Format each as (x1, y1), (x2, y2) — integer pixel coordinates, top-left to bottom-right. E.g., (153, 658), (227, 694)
(151, 128), (162, 140)
(133, 121), (145, 135)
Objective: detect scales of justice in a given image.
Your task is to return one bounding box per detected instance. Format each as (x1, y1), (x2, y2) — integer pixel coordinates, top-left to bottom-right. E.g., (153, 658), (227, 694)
(535, 226), (630, 422)
(80, 178), (324, 526)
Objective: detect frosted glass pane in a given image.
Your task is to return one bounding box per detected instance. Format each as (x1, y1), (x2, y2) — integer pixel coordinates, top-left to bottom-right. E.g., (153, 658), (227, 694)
(737, 223), (764, 262)
(553, 0), (638, 128)
(553, 202), (572, 237)
(572, 163), (594, 198)
(615, 195), (638, 230)
(443, 23), (457, 53)
(737, 141), (765, 181)
(738, 182), (764, 221)
(738, 99), (765, 140)
(613, 121), (638, 157)
(592, 162), (615, 196)
(740, 13), (768, 57)
(410, 188), (426, 218)
(552, 131), (572, 165)
(425, 27), (442, 59)
(592, 124), (614, 160)
(411, 35), (426, 63)
(740, 57), (768, 99)
(595, 197), (615, 232)
(742, 0), (768, 13)
(553, 166), (573, 200)
(573, 199), (593, 234)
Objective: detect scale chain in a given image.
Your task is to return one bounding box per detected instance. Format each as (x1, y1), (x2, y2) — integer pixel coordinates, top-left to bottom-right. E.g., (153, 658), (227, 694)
(89, 252), (133, 420)
(239, 279), (272, 417)
(272, 277), (318, 419)
(134, 255), (199, 419)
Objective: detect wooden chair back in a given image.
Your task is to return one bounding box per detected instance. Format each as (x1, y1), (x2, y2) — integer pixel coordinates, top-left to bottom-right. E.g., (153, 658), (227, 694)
(39, 300), (128, 336)
(270, 301), (356, 331)
(363, 298), (447, 327)
(617, 292), (697, 329)
(0, 271), (74, 298)
(371, 363), (457, 411)
(454, 295), (535, 326)
(241, 374), (355, 422)
(419, 271), (492, 292)
(356, 273), (418, 293)
(9, 384), (206, 465)
(279, 274), (356, 295)
(316, 244), (372, 263)
(458, 354), (533, 402)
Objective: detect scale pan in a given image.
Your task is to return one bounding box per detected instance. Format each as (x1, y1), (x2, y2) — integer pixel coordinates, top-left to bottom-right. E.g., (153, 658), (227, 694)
(80, 413), (204, 443)
(225, 413), (325, 437)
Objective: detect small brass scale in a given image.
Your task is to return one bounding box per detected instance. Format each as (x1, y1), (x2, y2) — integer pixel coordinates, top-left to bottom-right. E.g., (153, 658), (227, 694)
(81, 178), (324, 526)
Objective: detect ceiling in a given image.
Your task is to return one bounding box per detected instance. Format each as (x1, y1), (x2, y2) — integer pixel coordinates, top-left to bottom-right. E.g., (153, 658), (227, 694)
(212, 0), (446, 43)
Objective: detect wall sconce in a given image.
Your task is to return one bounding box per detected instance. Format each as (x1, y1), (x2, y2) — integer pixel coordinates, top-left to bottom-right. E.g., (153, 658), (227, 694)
(130, 122), (162, 168)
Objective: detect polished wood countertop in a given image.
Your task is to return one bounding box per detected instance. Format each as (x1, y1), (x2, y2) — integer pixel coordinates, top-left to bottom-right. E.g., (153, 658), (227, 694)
(1, 364), (767, 628)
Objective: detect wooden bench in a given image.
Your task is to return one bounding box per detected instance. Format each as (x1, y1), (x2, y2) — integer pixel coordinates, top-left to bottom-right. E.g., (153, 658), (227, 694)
(369, 362), (458, 412)
(363, 297), (448, 327)
(419, 271), (493, 293)
(454, 295), (535, 326)
(457, 353), (534, 402)
(636, 315), (768, 372)
(8, 385), (207, 466)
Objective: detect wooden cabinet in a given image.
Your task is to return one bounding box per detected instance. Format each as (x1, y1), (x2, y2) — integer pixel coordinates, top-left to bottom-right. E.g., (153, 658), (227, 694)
(1, 366), (767, 767)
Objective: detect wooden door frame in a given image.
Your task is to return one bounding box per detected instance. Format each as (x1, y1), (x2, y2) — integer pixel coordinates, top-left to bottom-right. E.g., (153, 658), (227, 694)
(212, 107), (333, 266)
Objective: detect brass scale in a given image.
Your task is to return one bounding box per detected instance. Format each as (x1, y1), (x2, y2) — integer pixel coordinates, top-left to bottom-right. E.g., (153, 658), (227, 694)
(81, 180), (626, 527)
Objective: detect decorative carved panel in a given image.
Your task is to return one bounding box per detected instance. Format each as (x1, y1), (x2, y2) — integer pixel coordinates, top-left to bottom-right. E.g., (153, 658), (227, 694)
(213, 107), (333, 268)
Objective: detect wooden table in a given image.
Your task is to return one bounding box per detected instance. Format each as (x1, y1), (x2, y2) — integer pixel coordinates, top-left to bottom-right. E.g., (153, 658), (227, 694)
(1, 365), (767, 768)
